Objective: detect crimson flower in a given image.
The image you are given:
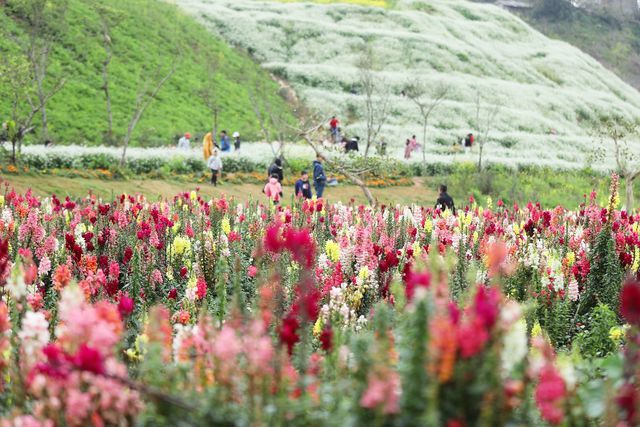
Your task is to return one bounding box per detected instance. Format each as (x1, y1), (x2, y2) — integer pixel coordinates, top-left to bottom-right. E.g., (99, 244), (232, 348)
(621, 280), (640, 326)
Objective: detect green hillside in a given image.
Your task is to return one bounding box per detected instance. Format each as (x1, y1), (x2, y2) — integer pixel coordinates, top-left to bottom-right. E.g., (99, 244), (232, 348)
(0, 0), (296, 146)
(176, 0), (640, 169)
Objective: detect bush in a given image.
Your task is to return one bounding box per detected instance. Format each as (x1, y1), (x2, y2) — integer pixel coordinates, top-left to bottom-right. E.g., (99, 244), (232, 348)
(575, 304), (620, 358)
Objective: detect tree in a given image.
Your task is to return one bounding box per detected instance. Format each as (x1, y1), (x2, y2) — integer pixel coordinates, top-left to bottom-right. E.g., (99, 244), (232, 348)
(356, 45), (391, 159)
(295, 118), (376, 206)
(119, 64), (177, 167)
(196, 50), (221, 141)
(9, 0), (68, 143)
(246, 68), (292, 159)
(0, 52), (64, 163)
(92, 2), (123, 145)
(404, 80), (450, 170)
(591, 113), (640, 211)
(474, 90), (502, 171)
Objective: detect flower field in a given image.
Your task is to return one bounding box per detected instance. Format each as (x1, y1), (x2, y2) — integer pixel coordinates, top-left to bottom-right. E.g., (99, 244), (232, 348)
(176, 0), (640, 169)
(0, 177), (639, 426)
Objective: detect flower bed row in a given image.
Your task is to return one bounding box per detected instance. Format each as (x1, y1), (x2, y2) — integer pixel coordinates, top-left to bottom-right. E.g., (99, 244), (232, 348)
(0, 177), (638, 425)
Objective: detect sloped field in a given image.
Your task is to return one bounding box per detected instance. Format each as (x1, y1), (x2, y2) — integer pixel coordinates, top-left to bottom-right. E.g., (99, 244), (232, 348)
(174, 0), (640, 169)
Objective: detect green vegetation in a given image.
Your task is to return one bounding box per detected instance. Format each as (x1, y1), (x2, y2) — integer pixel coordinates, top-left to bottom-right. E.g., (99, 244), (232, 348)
(511, 0), (640, 91)
(0, 0), (296, 146)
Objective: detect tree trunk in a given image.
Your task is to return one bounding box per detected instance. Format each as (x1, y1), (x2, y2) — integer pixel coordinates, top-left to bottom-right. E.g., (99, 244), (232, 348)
(625, 174), (634, 212)
(422, 119), (428, 172)
(478, 142), (484, 171)
(102, 53), (113, 143)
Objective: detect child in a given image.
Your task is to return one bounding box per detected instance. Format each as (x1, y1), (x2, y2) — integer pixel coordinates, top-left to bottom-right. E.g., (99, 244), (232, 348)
(294, 171), (312, 199)
(207, 149), (222, 186)
(264, 173), (283, 204)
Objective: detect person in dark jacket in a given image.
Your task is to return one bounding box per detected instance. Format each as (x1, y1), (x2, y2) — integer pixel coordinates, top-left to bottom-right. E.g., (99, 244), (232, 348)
(313, 155), (327, 198)
(268, 158), (284, 183)
(435, 184), (455, 214)
(294, 171), (313, 199)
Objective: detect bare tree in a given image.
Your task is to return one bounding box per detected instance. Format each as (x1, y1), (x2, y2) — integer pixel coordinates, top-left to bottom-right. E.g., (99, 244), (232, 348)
(196, 51), (221, 140)
(591, 113), (640, 211)
(92, 3), (122, 145)
(404, 80), (450, 169)
(293, 118), (376, 206)
(18, 0), (68, 143)
(356, 45), (391, 159)
(474, 90), (502, 171)
(120, 65), (177, 167)
(0, 52), (64, 163)
(246, 69), (291, 159)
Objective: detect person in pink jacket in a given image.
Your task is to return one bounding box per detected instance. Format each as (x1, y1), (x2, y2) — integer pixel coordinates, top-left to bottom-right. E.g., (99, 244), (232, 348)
(264, 174), (283, 205)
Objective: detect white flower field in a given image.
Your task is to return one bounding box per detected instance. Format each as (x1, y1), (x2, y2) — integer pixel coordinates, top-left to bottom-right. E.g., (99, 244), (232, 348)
(171, 0), (640, 170)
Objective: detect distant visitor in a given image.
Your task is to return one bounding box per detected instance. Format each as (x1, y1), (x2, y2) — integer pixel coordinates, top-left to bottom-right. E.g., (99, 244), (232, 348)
(207, 149), (222, 187)
(178, 132), (191, 151)
(295, 171), (312, 199)
(435, 184), (455, 214)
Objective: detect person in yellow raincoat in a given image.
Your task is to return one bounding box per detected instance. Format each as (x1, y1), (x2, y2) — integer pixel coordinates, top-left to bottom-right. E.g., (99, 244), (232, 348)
(202, 132), (215, 160)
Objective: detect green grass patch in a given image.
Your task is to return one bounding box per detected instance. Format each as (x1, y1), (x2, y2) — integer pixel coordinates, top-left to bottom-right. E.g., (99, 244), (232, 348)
(0, 0), (297, 146)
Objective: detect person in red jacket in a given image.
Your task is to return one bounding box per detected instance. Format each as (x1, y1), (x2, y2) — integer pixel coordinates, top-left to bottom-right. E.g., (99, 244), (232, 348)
(329, 116), (339, 142)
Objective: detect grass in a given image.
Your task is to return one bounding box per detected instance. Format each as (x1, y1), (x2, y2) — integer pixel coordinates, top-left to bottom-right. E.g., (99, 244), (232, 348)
(4, 161), (637, 209)
(0, 174), (439, 206)
(0, 0), (296, 146)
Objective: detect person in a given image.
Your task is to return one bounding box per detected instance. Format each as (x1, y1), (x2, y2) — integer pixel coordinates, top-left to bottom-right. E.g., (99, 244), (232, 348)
(294, 171), (312, 199)
(464, 133), (474, 151)
(435, 184), (455, 214)
(404, 139), (412, 159)
(233, 131), (241, 151)
(178, 132), (191, 151)
(313, 155), (327, 198)
(268, 158), (284, 183)
(207, 149), (222, 186)
(220, 130), (231, 152)
(44, 139), (53, 148)
(329, 116), (339, 141)
(264, 174), (283, 205)
(327, 175), (338, 186)
(377, 138), (387, 156)
(404, 137), (418, 159)
(202, 131), (215, 160)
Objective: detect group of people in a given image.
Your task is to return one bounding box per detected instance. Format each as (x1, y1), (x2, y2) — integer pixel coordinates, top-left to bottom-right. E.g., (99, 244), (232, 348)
(263, 155), (329, 205)
(328, 116), (361, 153)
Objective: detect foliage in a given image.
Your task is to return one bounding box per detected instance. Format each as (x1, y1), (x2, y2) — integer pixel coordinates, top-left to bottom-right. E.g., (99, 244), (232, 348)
(0, 0), (296, 146)
(575, 304), (621, 358)
(0, 188), (638, 424)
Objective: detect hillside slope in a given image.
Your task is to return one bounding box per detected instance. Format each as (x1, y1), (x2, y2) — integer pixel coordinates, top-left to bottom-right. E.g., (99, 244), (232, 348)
(175, 0), (640, 169)
(0, 0), (296, 146)
(509, 1), (640, 92)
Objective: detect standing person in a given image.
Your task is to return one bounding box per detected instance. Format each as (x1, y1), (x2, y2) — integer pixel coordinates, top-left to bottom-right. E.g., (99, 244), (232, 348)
(329, 116), (339, 142)
(202, 131), (216, 160)
(207, 149), (222, 187)
(178, 132), (191, 151)
(294, 171), (313, 199)
(268, 158), (284, 183)
(233, 132), (241, 151)
(313, 155), (327, 198)
(464, 133), (474, 152)
(435, 184), (455, 214)
(220, 130), (231, 152)
(404, 139), (412, 159)
(264, 174), (283, 205)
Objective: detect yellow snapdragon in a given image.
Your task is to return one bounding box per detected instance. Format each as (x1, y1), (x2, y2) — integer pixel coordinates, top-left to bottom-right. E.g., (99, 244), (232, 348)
(609, 326), (624, 342)
(0, 195), (4, 207)
(173, 235), (191, 256)
(190, 190), (197, 201)
(325, 240), (341, 262)
(424, 219), (433, 234)
(531, 322), (542, 338)
(221, 216), (231, 235)
(358, 266), (370, 281)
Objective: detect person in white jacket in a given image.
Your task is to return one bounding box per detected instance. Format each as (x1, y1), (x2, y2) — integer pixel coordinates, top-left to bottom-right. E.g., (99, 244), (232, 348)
(207, 150), (222, 186)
